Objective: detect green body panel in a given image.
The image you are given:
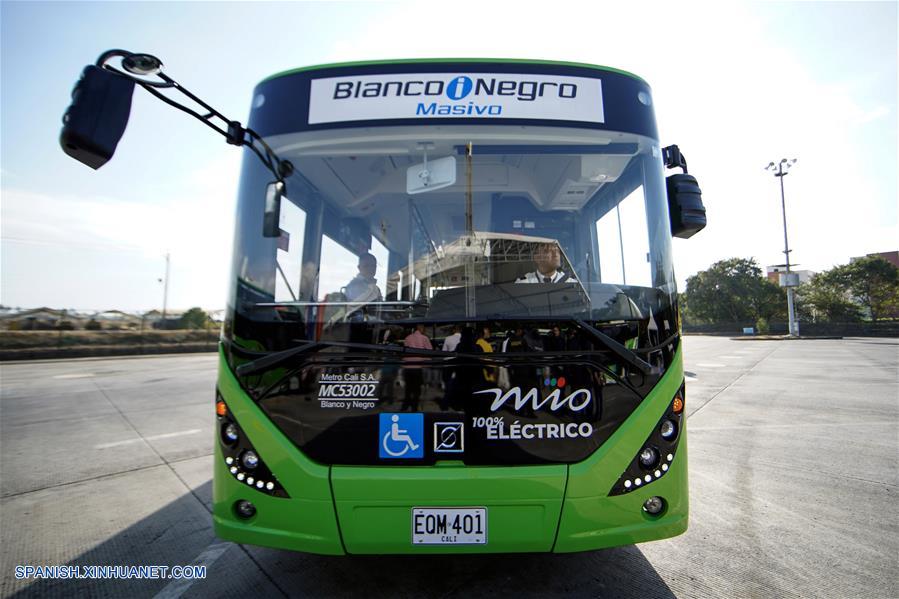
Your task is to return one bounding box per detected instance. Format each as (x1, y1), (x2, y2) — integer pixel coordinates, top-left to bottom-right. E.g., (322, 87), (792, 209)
(213, 351), (344, 555)
(212, 449), (344, 554)
(331, 464), (566, 554)
(568, 347), (683, 499)
(213, 346), (687, 554)
(555, 434), (688, 552)
(555, 348), (687, 550)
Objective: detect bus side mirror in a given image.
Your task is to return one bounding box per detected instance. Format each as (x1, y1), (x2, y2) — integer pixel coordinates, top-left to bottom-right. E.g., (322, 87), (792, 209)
(59, 66), (135, 170)
(666, 173), (706, 238)
(263, 181), (284, 238)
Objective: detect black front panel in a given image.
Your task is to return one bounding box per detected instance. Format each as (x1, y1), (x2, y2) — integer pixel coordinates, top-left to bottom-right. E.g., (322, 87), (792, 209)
(240, 319), (678, 466)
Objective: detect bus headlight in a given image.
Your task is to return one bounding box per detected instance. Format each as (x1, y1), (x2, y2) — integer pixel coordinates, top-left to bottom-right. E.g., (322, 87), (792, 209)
(223, 423), (239, 444)
(216, 389), (288, 498)
(609, 384), (685, 496)
(660, 420), (677, 440)
(638, 446), (659, 468)
(241, 450), (260, 470)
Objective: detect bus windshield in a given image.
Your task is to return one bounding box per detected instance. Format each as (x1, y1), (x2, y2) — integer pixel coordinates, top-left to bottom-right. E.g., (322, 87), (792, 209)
(226, 125), (677, 350)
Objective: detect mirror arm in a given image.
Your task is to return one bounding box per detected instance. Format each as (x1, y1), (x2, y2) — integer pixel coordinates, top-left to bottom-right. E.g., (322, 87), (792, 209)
(662, 144), (688, 174)
(96, 49), (293, 184)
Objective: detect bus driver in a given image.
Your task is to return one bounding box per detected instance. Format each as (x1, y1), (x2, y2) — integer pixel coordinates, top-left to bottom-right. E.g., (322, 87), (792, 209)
(516, 242), (576, 284)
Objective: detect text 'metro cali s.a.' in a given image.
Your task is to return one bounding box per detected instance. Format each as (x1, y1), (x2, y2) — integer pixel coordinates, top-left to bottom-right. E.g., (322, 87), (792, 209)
(318, 372), (379, 411)
(308, 73), (604, 125)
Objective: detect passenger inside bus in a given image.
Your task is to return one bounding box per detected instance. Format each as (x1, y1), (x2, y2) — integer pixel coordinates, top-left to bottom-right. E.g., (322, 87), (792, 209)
(343, 253), (382, 303)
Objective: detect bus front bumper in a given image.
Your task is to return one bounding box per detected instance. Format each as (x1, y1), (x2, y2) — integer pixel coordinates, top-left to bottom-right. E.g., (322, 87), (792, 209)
(212, 435), (688, 555)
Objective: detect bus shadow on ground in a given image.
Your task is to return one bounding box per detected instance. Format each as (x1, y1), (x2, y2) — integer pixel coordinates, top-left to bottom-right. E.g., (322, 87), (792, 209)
(257, 546), (677, 598)
(8, 480), (674, 599)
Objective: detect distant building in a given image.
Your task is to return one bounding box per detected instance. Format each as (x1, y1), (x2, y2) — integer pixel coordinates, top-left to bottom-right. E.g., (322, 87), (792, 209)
(142, 309), (164, 322)
(142, 309), (189, 330)
(0, 307), (222, 330)
(850, 251), (899, 269)
(0, 308), (85, 330)
(90, 310), (143, 330)
(766, 266), (814, 285)
(143, 309), (185, 321)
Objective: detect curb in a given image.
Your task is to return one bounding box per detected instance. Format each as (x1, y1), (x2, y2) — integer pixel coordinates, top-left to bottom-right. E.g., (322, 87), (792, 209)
(728, 335), (844, 341)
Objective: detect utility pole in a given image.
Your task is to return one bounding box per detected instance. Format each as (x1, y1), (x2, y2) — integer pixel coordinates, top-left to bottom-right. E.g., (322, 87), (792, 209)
(161, 252), (170, 325)
(765, 159), (799, 337)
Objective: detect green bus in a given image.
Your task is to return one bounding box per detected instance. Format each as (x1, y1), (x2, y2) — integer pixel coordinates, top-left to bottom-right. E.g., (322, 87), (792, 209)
(62, 56), (706, 554)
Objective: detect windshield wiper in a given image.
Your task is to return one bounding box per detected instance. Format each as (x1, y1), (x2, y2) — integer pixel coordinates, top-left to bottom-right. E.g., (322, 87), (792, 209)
(633, 331), (680, 354)
(235, 341), (320, 377)
(573, 318), (654, 375)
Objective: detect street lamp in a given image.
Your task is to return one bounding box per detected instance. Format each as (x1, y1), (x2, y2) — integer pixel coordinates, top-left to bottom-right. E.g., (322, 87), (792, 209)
(158, 252), (170, 325)
(765, 158), (799, 336)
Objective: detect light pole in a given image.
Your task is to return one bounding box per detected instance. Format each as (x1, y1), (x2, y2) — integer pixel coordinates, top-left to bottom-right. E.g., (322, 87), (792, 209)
(158, 252), (170, 326)
(765, 158), (799, 336)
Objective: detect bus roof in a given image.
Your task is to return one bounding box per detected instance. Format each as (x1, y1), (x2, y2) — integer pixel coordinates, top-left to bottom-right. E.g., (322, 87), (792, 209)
(261, 58), (649, 87)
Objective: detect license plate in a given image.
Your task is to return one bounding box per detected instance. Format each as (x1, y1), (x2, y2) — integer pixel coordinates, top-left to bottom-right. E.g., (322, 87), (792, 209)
(412, 507), (487, 545)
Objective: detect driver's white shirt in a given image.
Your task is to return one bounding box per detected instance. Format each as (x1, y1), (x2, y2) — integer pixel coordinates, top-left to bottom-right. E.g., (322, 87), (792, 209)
(515, 270), (576, 283)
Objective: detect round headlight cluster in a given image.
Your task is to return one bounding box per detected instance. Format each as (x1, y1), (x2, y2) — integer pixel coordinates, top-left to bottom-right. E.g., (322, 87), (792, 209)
(660, 419), (677, 440)
(241, 450), (260, 470)
(638, 446), (659, 468)
(222, 423), (239, 444)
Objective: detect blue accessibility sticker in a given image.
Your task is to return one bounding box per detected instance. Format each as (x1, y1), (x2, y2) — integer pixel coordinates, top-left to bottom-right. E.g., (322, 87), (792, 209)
(379, 413), (424, 459)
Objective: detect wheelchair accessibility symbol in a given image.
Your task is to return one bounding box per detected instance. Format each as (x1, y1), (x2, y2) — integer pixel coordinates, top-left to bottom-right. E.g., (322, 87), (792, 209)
(379, 413), (424, 459)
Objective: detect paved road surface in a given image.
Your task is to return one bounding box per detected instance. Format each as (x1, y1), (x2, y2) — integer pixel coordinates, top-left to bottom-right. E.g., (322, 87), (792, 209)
(1, 337), (897, 598)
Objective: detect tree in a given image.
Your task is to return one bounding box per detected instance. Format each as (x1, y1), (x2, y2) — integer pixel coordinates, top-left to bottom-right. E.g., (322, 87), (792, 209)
(839, 257), (899, 322)
(795, 270), (861, 323)
(684, 258), (785, 324)
(179, 307), (210, 330)
(677, 292), (697, 325)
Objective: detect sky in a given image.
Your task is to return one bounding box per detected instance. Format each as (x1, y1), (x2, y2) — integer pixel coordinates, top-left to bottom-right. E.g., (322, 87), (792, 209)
(1, 1), (896, 312)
